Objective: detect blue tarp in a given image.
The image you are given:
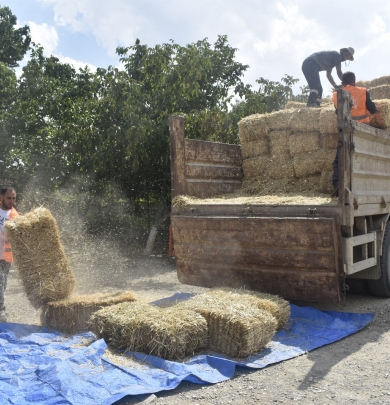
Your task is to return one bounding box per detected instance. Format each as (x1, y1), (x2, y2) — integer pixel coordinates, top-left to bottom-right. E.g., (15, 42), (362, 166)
(0, 297), (375, 405)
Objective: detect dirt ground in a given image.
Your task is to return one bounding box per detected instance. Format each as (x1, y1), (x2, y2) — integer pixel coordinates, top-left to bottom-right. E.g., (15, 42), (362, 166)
(4, 234), (390, 405)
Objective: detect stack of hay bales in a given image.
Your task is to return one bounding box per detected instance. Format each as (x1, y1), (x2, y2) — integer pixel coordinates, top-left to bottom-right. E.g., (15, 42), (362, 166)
(91, 301), (208, 360)
(356, 75), (390, 131)
(177, 289), (289, 357)
(4, 207), (76, 308)
(42, 291), (138, 334)
(238, 106), (336, 195)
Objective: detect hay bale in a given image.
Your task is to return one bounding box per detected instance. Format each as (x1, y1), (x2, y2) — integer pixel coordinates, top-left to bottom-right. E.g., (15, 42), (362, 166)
(368, 85), (390, 101)
(266, 158), (295, 179)
(320, 171), (334, 194)
(321, 98), (334, 107)
(240, 138), (269, 159)
(356, 76), (390, 89)
(285, 101), (306, 109)
(241, 175), (323, 195)
(289, 108), (321, 133)
(238, 114), (269, 143)
(42, 290), (137, 334)
(265, 109), (295, 131)
(293, 149), (335, 178)
(179, 290), (277, 357)
(269, 129), (291, 158)
(211, 288), (290, 330)
(319, 107), (337, 135)
(289, 132), (320, 157)
(370, 99), (390, 130)
(320, 133), (338, 150)
(92, 301), (208, 360)
(4, 207), (75, 308)
(242, 156), (269, 180)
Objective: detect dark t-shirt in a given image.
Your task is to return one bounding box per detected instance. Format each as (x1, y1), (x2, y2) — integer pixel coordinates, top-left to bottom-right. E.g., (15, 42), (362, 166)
(308, 51), (342, 72)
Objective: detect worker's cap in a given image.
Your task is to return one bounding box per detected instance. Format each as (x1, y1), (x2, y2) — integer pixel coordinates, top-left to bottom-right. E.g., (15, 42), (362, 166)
(340, 47), (354, 61)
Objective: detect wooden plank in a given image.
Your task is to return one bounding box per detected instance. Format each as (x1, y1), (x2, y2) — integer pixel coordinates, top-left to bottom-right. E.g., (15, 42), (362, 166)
(169, 116), (186, 197)
(172, 204), (342, 218)
(186, 181), (242, 199)
(174, 242), (337, 270)
(184, 138), (242, 165)
(185, 163), (243, 180)
(176, 260), (341, 302)
(172, 216), (336, 249)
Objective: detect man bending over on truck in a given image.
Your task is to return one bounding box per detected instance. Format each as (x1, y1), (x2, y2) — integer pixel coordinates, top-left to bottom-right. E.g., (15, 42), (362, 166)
(302, 47), (355, 108)
(0, 186), (18, 322)
(331, 71), (377, 192)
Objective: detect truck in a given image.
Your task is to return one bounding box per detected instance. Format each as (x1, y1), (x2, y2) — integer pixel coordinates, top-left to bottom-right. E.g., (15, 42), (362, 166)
(169, 90), (390, 302)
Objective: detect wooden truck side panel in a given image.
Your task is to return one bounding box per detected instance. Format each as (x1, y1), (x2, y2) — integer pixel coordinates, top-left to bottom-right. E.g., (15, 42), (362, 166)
(172, 214), (343, 302)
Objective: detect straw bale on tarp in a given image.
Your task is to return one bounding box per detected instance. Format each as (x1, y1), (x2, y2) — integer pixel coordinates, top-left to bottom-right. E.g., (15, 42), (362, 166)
(319, 107), (337, 135)
(238, 114), (269, 143)
(368, 85), (390, 101)
(293, 149), (335, 178)
(266, 158), (294, 179)
(265, 109), (294, 131)
(289, 132), (320, 157)
(269, 129), (291, 158)
(240, 138), (269, 159)
(92, 301), (208, 360)
(213, 288), (290, 330)
(289, 107), (321, 133)
(42, 291), (137, 334)
(370, 99), (390, 130)
(242, 156), (269, 179)
(320, 171), (334, 194)
(179, 290), (277, 357)
(4, 207), (75, 308)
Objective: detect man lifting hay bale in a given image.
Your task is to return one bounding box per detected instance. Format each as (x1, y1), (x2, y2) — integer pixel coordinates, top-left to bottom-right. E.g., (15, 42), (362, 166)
(4, 207), (76, 308)
(0, 186), (18, 322)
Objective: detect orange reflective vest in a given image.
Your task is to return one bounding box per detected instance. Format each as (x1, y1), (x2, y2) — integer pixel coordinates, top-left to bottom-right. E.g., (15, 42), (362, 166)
(3, 207), (18, 263)
(332, 85), (370, 123)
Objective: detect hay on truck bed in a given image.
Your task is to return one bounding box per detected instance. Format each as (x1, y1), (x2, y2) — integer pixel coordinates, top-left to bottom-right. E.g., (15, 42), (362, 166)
(178, 289), (277, 358)
(368, 85), (390, 101)
(269, 129), (291, 158)
(288, 132), (320, 156)
(319, 107), (338, 136)
(357, 75), (390, 89)
(42, 290), (137, 334)
(289, 107), (321, 133)
(4, 207), (75, 308)
(238, 114), (269, 143)
(293, 149), (335, 178)
(370, 99), (390, 130)
(240, 138), (269, 159)
(91, 301), (208, 361)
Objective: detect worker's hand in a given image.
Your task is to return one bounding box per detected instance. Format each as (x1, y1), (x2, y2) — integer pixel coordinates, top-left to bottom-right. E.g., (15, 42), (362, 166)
(334, 85), (343, 90)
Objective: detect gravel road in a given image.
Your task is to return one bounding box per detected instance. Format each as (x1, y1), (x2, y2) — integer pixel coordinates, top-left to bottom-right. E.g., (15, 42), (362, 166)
(4, 234), (390, 405)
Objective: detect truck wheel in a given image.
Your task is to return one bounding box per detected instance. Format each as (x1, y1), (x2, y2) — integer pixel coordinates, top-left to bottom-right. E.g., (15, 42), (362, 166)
(368, 221), (390, 297)
(346, 279), (370, 295)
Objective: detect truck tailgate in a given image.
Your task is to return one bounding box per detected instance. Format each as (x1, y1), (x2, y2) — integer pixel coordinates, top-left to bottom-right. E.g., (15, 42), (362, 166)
(172, 214), (343, 302)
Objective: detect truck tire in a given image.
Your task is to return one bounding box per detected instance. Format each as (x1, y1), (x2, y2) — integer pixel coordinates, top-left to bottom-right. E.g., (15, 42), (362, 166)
(368, 221), (390, 297)
(346, 279), (370, 295)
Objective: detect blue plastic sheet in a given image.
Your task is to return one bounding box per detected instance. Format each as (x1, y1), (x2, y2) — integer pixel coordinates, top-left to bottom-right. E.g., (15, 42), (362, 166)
(0, 298), (374, 405)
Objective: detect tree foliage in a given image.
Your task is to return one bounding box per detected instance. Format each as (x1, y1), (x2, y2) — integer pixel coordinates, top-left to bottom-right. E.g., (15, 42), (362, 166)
(0, 6), (31, 67)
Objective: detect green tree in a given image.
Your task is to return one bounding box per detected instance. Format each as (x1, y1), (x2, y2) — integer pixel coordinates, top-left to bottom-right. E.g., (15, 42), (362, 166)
(0, 5), (31, 67)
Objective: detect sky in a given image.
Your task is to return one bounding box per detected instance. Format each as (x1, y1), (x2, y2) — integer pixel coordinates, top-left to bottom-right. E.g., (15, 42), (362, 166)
(5, 0), (390, 96)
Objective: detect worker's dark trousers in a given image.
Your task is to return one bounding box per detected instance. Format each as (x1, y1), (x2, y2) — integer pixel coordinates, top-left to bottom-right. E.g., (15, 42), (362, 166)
(302, 58), (323, 104)
(0, 260), (11, 313)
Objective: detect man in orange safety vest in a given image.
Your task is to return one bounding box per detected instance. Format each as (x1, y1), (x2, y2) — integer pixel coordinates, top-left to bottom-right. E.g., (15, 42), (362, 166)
(0, 186), (18, 322)
(331, 72), (377, 192)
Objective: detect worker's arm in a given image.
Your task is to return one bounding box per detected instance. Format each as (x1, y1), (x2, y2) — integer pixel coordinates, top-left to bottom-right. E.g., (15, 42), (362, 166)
(326, 70), (339, 88)
(366, 91), (377, 114)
